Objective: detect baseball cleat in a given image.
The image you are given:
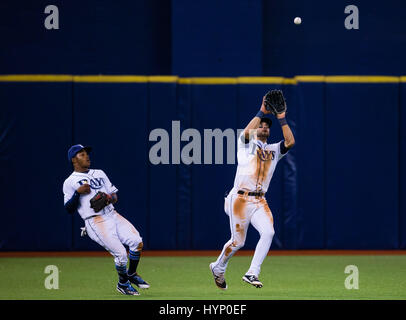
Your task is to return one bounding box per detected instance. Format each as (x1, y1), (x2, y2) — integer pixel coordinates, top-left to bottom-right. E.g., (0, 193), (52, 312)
(242, 274), (263, 288)
(116, 281), (140, 295)
(209, 263), (227, 290)
(128, 273), (150, 289)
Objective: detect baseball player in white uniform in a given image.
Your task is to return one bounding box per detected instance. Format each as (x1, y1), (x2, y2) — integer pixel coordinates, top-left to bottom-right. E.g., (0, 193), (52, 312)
(210, 91), (295, 289)
(63, 144), (149, 296)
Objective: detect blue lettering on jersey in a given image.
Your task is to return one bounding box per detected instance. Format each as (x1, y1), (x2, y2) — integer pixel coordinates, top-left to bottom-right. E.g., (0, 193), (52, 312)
(257, 149), (275, 161)
(250, 144), (275, 160)
(89, 177), (105, 189)
(76, 177), (106, 189)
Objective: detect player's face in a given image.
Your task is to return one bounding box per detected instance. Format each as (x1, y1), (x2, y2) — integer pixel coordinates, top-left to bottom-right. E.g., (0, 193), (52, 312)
(257, 122), (270, 139)
(73, 150), (91, 168)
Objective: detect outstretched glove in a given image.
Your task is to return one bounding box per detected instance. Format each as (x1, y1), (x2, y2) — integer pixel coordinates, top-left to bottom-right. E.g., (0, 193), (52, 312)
(264, 89), (287, 116)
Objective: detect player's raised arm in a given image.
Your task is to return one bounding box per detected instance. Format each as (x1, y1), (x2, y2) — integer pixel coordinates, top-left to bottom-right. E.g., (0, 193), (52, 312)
(242, 95), (272, 142)
(277, 111), (295, 150)
(263, 90), (295, 151)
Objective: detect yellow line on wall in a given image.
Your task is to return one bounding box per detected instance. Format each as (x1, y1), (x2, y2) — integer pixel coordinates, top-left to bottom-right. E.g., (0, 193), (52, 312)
(398, 76), (406, 83)
(180, 77), (238, 85)
(0, 75), (73, 82)
(325, 76), (399, 83)
(0, 75), (180, 83)
(0, 74), (404, 84)
(295, 76), (325, 82)
(237, 77), (287, 84)
(147, 76), (179, 83)
(73, 75), (149, 83)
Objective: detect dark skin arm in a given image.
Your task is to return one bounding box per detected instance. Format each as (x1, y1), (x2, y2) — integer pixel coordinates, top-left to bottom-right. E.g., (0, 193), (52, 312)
(77, 184), (90, 194)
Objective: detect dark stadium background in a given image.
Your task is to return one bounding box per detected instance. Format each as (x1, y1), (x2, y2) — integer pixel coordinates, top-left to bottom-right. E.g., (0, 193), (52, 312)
(1, 0), (405, 251)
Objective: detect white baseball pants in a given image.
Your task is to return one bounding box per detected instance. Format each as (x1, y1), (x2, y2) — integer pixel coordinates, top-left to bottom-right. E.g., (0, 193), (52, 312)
(84, 210), (143, 266)
(212, 193), (275, 277)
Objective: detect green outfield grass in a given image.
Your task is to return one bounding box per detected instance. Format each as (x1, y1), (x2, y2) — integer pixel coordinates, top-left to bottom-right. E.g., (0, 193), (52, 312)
(0, 255), (405, 300)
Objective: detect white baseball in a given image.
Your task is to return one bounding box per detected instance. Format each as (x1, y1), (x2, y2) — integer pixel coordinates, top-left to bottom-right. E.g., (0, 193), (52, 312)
(294, 17), (302, 25)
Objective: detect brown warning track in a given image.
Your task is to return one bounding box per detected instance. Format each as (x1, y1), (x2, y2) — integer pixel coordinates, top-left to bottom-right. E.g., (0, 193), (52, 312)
(0, 250), (405, 257)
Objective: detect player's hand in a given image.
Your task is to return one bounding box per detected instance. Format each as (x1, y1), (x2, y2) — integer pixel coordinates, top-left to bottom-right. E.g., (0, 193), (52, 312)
(260, 96), (272, 114)
(77, 184), (91, 194)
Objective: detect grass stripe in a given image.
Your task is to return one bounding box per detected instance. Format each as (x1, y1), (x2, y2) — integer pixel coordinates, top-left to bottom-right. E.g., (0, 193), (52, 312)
(1, 256), (405, 300)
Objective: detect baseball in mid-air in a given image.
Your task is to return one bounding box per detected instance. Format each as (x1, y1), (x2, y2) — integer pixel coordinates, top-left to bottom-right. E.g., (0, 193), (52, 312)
(294, 17), (302, 25)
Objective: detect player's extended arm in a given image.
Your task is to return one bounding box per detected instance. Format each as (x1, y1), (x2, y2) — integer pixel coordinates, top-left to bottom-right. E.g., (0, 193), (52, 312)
(277, 112), (295, 149)
(243, 96), (272, 142)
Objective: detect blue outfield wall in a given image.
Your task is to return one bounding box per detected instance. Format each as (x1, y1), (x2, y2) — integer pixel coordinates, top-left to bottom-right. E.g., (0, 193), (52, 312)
(325, 83), (399, 249)
(400, 82), (406, 249)
(148, 81), (178, 249)
(0, 78), (405, 250)
(0, 82), (73, 250)
(295, 82), (325, 249)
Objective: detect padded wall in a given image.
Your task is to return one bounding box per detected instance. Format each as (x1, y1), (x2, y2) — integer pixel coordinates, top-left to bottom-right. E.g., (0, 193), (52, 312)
(0, 78), (404, 250)
(296, 82), (326, 248)
(0, 82), (73, 250)
(325, 82), (399, 249)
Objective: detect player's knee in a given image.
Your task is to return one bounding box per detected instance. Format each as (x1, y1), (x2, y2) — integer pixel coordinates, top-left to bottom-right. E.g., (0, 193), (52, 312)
(232, 239), (245, 250)
(115, 256), (128, 266)
(129, 238), (143, 252)
(115, 249), (128, 266)
(261, 229), (275, 241)
(136, 241), (143, 251)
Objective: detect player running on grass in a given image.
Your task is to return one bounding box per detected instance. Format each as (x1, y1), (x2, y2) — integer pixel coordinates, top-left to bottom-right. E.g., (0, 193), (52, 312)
(210, 90), (295, 289)
(63, 144), (149, 296)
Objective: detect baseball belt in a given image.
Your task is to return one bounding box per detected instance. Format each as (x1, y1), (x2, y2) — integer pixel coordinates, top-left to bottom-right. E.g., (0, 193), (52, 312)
(85, 214), (100, 221)
(237, 190), (264, 197)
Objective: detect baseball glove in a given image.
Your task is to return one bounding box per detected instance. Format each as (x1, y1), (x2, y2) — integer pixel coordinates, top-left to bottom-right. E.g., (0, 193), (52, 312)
(90, 191), (110, 213)
(264, 90), (287, 115)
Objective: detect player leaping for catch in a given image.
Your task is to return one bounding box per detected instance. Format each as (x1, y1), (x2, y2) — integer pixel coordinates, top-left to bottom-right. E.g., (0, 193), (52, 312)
(210, 90), (295, 289)
(63, 144), (150, 296)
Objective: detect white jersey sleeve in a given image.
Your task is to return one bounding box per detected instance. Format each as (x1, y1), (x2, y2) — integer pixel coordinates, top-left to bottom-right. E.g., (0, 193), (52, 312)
(63, 178), (76, 205)
(100, 170), (118, 194)
(237, 131), (257, 165)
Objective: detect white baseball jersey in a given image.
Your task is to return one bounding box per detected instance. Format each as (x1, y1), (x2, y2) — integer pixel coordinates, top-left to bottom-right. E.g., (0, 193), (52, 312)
(63, 169), (118, 220)
(230, 132), (287, 194)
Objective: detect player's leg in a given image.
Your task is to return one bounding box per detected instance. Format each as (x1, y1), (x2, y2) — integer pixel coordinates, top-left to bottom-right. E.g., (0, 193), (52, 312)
(210, 194), (252, 289)
(85, 215), (139, 295)
(113, 211), (150, 289)
(212, 218), (248, 274)
(243, 200), (275, 288)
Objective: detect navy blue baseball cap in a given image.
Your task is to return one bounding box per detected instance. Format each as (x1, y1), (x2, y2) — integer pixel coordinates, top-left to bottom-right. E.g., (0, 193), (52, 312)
(67, 144), (92, 162)
(260, 117), (272, 127)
